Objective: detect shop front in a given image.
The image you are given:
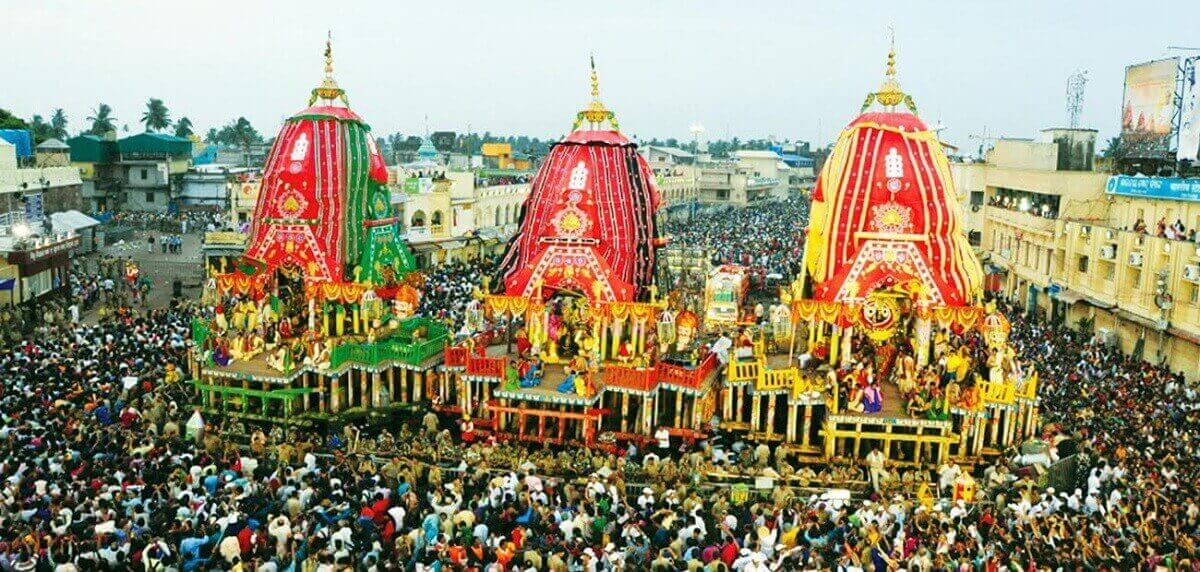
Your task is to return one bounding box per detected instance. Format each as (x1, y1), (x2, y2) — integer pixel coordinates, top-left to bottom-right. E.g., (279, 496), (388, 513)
(1, 235), (79, 305)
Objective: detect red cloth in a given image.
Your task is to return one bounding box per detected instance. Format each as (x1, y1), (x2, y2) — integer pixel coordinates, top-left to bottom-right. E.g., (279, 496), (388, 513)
(497, 131), (661, 303)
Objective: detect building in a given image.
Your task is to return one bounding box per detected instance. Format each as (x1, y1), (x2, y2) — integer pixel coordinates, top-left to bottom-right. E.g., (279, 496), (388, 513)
(117, 133), (193, 211)
(480, 142), (533, 170)
(953, 126), (1200, 379)
(0, 138), (87, 304)
(180, 165), (259, 211)
(396, 162), (530, 266)
(68, 132), (193, 212)
(68, 134), (121, 212)
(639, 146), (698, 213)
(34, 139), (71, 167)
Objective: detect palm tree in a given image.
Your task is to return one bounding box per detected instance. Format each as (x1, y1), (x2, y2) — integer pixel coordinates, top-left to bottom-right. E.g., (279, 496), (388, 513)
(174, 116), (194, 138)
(50, 109), (68, 139)
(141, 98), (171, 132)
(231, 117), (261, 166)
(28, 115), (54, 144)
(87, 104), (116, 135)
(204, 128), (220, 144)
(1101, 136), (1123, 159)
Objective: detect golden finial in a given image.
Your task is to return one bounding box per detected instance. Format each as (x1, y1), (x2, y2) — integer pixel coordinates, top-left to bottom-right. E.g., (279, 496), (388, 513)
(861, 30), (918, 115)
(885, 27), (896, 79)
(310, 31), (349, 107)
(574, 53), (619, 131)
(324, 31), (334, 76)
(590, 54), (600, 101)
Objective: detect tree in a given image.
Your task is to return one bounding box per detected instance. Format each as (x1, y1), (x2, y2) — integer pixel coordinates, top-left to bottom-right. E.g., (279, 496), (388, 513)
(28, 115), (55, 144)
(0, 109), (28, 130)
(213, 117), (263, 166)
(1101, 136), (1123, 160)
(174, 117), (194, 138)
(87, 104), (117, 135)
(205, 128), (219, 144)
(50, 109), (68, 139)
(141, 98), (171, 132)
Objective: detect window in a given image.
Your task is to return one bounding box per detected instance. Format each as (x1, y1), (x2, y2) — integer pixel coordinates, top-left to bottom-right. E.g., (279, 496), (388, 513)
(410, 210), (426, 227)
(1077, 256), (1089, 273)
(145, 191), (155, 203)
(970, 191), (985, 207)
(431, 211), (444, 232)
(140, 168), (148, 180)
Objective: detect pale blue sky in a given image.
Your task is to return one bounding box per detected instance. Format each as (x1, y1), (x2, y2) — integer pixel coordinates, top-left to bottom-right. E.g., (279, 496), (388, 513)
(3, 0), (1196, 149)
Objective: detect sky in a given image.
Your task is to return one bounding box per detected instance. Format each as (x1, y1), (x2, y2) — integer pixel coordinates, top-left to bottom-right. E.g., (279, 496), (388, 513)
(3, 0), (1198, 151)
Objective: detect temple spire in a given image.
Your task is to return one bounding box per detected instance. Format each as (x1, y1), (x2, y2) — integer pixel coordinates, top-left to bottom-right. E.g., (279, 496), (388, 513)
(310, 31), (349, 107)
(861, 31), (918, 115)
(573, 54), (619, 131)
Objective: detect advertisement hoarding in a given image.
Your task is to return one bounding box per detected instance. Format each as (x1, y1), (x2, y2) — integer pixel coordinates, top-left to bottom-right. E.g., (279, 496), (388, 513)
(1179, 57), (1200, 163)
(1121, 58), (1178, 158)
(1106, 175), (1200, 203)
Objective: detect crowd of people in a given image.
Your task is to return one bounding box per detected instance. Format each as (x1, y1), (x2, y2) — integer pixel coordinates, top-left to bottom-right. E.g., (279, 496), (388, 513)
(663, 198), (809, 293)
(0, 194), (1198, 570)
(100, 210), (232, 234)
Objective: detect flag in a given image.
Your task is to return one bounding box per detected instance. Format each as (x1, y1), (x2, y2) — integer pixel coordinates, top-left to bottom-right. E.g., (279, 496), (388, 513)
(0, 279), (15, 291)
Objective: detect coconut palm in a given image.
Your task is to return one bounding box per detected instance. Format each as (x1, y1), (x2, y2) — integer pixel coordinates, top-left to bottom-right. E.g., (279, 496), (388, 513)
(50, 109), (68, 139)
(87, 104), (117, 135)
(231, 117), (261, 166)
(175, 117), (194, 138)
(28, 115), (55, 144)
(141, 98), (171, 132)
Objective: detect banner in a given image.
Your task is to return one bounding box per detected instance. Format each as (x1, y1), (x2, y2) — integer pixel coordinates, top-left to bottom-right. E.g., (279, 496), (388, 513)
(1121, 58), (1178, 158)
(1180, 57), (1200, 163)
(403, 177), (433, 194)
(1106, 175), (1200, 202)
(23, 193), (43, 223)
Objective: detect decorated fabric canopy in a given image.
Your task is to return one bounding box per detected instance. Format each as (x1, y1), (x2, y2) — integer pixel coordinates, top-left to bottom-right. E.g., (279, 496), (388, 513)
(496, 59), (662, 304)
(805, 48), (983, 308)
(242, 38), (415, 286)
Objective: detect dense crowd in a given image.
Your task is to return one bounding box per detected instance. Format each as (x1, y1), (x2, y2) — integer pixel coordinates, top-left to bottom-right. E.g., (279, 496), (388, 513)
(101, 211), (231, 234)
(0, 195), (1199, 569)
(418, 258), (496, 335)
(663, 198), (808, 291)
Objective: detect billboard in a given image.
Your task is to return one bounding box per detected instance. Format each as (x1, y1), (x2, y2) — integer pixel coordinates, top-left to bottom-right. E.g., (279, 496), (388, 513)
(1121, 58), (1178, 158)
(1179, 57), (1200, 163)
(1106, 175), (1200, 203)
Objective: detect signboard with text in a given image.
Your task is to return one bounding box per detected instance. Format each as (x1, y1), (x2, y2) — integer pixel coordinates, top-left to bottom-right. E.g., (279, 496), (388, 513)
(1106, 175), (1200, 202)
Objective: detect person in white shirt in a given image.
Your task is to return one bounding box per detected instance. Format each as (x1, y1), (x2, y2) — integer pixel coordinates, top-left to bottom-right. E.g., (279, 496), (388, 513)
(655, 426), (671, 451)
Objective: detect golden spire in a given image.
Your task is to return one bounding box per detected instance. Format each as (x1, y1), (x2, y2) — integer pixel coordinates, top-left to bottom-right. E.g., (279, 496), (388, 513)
(574, 53), (619, 131)
(590, 54), (600, 101)
(861, 30), (918, 114)
(310, 31), (349, 107)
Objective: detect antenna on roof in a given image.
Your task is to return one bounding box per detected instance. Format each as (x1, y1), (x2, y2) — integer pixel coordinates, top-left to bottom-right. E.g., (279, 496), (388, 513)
(1066, 70), (1088, 129)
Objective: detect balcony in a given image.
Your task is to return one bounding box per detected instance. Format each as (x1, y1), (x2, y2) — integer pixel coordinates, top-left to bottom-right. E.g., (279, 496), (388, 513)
(984, 206), (1056, 236)
(744, 176), (780, 190)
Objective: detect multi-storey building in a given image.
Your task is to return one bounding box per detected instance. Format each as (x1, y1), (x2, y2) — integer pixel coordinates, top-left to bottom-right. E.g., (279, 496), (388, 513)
(69, 132), (193, 212)
(953, 127), (1200, 378)
(642, 145), (814, 208)
(0, 137), (87, 304)
(395, 163), (530, 267)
